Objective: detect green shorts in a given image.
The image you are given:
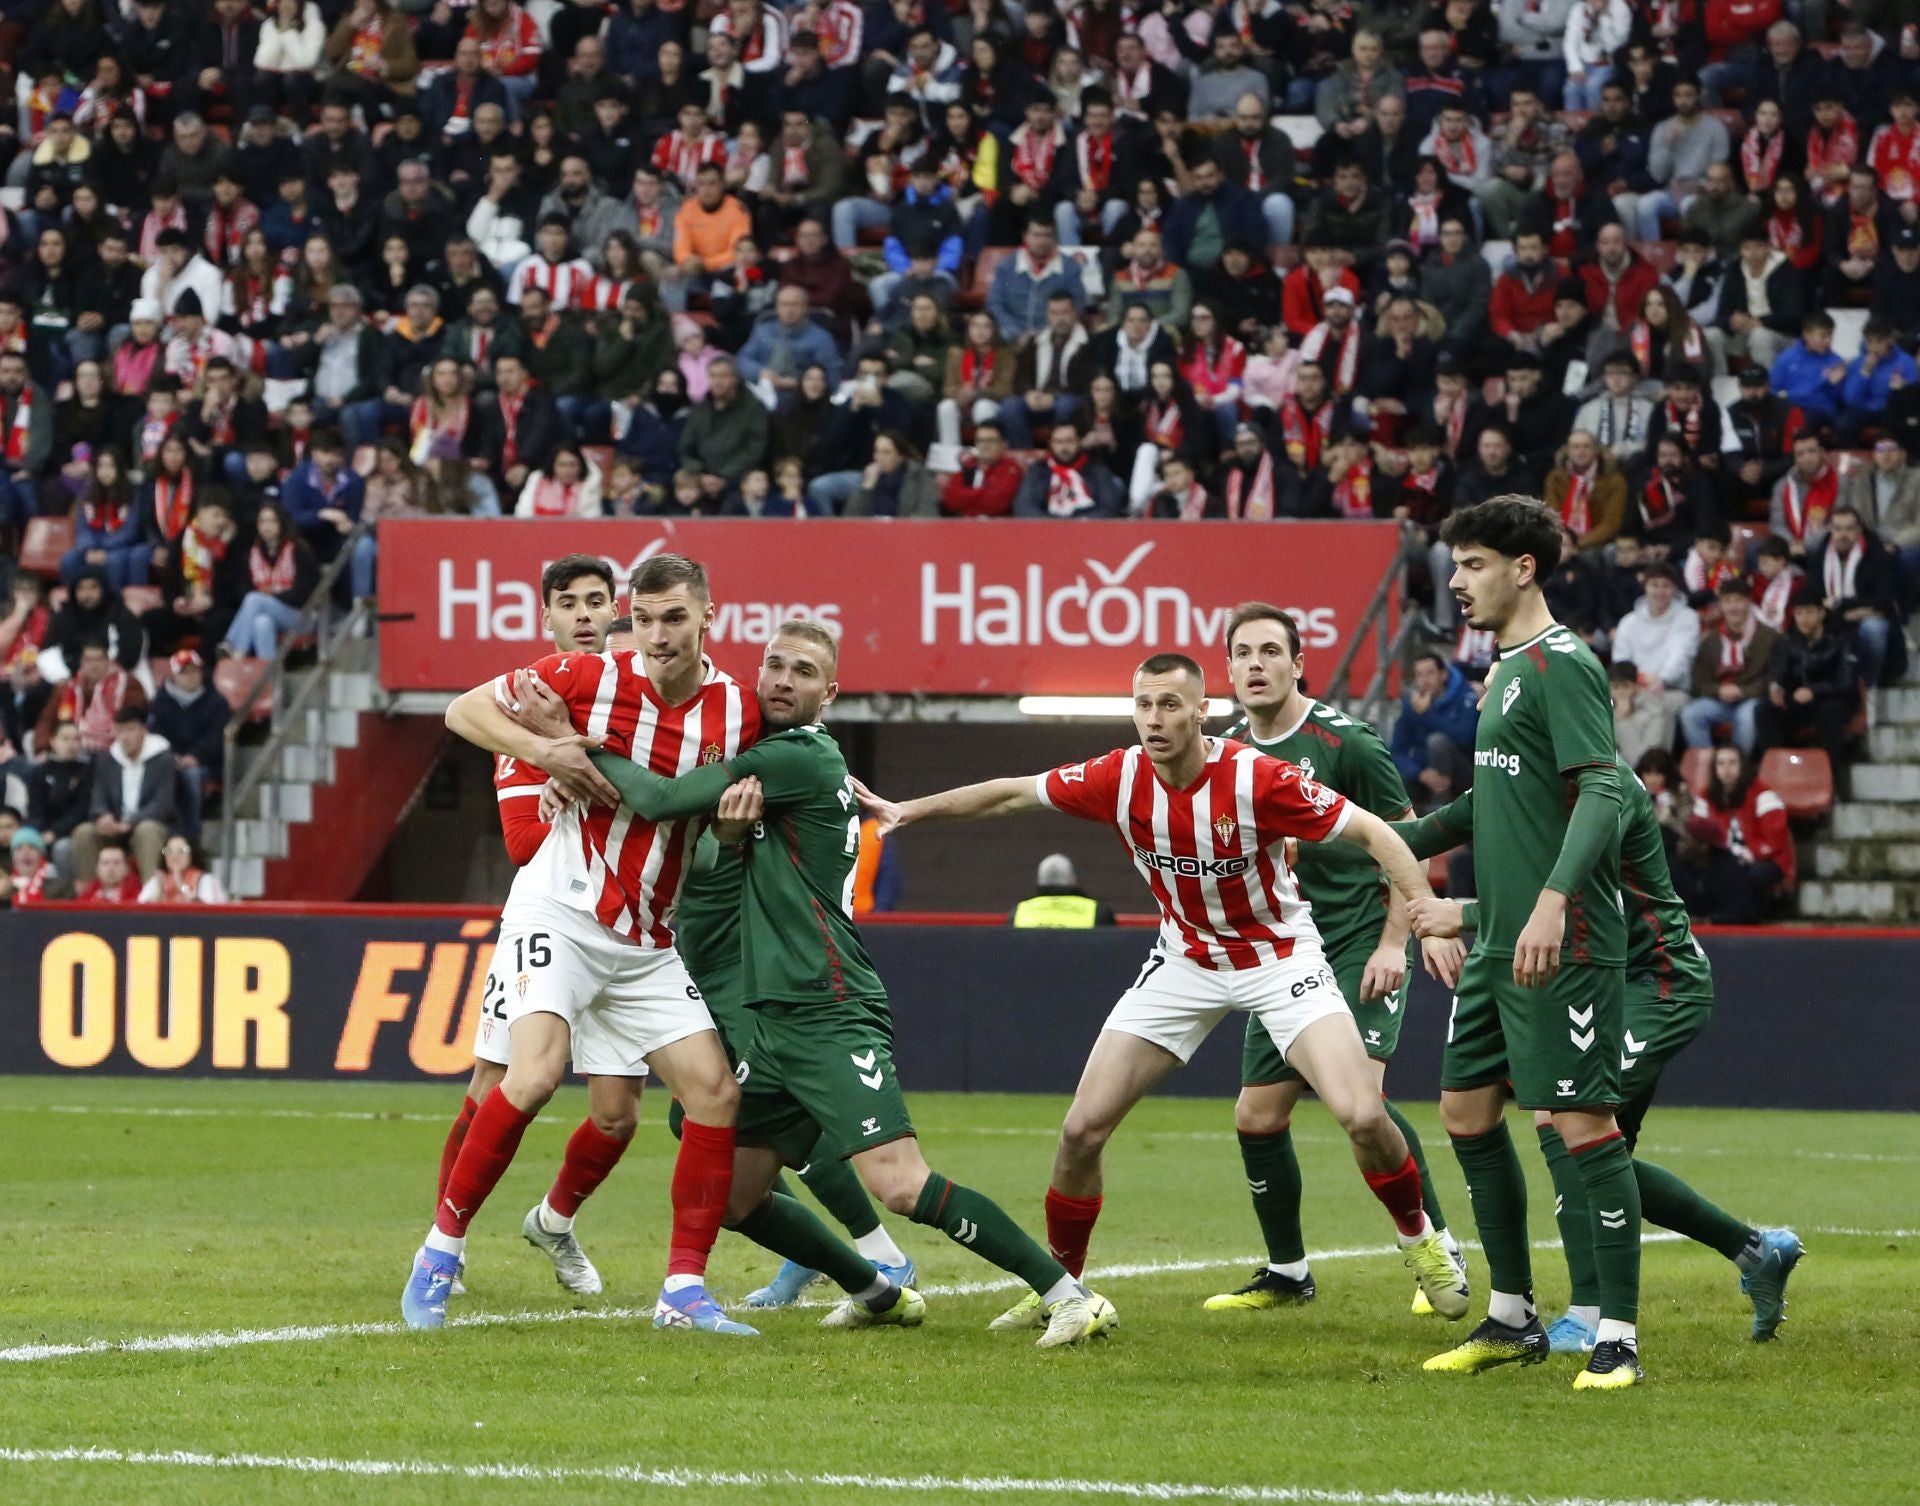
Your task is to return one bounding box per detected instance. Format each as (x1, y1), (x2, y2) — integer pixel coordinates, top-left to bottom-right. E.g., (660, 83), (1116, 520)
(733, 995), (916, 1165)
(1440, 949), (1626, 1110)
(1619, 979), (1714, 1104)
(1242, 942), (1408, 1086)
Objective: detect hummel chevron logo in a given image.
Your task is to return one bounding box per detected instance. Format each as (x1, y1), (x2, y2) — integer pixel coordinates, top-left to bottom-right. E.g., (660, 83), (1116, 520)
(1600, 1208), (1628, 1229)
(1569, 1004), (1595, 1028)
(956, 1218), (979, 1245)
(1554, 1194), (1564, 1215)
(1570, 1027), (1595, 1051)
(1569, 1003), (1595, 1052)
(851, 1050), (884, 1090)
(1624, 1029), (1648, 1055)
(1247, 1178), (1269, 1195)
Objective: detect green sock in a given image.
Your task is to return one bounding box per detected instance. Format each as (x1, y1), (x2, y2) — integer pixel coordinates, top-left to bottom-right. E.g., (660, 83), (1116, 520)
(1384, 1099), (1447, 1232)
(1449, 1121), (1533, 1302)
(799, 1155), (882, 1240)
(1537, 1123), (1601, 1309)
(911, 1171), (1067, 1295)
(1237, 1129), (1306, 1265)
(1571, 1133), (1642, 1325)
(731, 1192), (876, 1296)
(1635, 1158), (1756, 1263)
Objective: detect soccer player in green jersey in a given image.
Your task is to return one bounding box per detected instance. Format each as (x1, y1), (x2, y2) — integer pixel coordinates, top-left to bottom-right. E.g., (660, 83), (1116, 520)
(589, 620), (1118, 1349)
(1407, 496), (1646, 1390)
(1402, 760), (1805, 1346)
(1202, 603), (1468, 1316)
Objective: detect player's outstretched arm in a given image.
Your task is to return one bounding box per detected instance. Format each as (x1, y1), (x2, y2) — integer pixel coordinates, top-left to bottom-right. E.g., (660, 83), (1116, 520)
(880, 776), (1046, 835)
(1331, 806), (1434, 910)
(445, 683), (619, 806)
(589, 751), (736, 820)
(1389, 789), (1474, 861)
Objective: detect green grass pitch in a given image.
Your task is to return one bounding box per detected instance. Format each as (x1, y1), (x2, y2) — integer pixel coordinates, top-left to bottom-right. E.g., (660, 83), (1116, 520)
(0, 1075), (1914, 1506)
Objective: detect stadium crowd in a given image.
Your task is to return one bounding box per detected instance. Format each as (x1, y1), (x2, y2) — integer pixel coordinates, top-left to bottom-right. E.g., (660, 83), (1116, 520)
(5, 0), (1920, 912)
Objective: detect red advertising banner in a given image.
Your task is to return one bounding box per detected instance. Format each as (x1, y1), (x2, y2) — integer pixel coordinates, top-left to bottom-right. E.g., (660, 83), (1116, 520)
(377, 519), (1400, 695)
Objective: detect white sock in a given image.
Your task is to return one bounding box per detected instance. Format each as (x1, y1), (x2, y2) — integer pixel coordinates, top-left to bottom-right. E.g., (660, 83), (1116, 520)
(1266, 1259), (1311, 1280)
(1040, 1274), (1083, 1308)
(1439, 1227), (1461, 1255)
(1487, 1289), (1535, 1328)
(853, 1226), (908, 1267)
(424, 1227), (465, 1258)
(1568, 1304), (1601, 1328)
(853, 1275), (893, 1309)
(662, 1273), (703, 1294)
(1595, 1318), (1637, 1347)
(537, 1198), (573, 1235)
(1395, 1212), (1437, 1248)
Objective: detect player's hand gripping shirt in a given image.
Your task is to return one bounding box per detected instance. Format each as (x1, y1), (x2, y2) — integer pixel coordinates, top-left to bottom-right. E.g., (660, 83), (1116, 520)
(1035, 738), (1351, 970)
(1468, 624), (1626, 964)
(495, 651), (759, 945)
(1224, 700), (1411, 962)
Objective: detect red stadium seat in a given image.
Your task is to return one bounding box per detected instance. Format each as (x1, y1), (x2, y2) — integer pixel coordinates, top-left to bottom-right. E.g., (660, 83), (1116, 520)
(214, 657), (274, 723)
(1635, 241), (1679, 275)
(18, 516), (73, 579)
(958, 247), (1009, 313)
(1759, 748), (1834, 820)
(1680, 746), (1714, 796)
(121, 585), (164, 617)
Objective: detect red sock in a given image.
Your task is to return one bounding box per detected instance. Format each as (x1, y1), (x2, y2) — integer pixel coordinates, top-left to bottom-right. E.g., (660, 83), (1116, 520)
(436, 1095), (480, 1207)
(1044, 1187), (1103, 1278)
(1363, 1153), (1429, 1239)
(547, 1118), (630, 1218)
(667, 1119), (735, 1278)
(435, 1092), (536, 1238)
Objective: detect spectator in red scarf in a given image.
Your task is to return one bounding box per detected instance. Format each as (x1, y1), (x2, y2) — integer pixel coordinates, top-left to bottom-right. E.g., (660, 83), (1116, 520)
(219, 502), (320, 660)
(1681, 580), (1779, 753)
(1013, 423), (1122, 518)
(1676, 745), (1797, 921)
(139, 832), (229, 903)
(35, 637), (146, 755)
(8, 825), (67, 904)
(76, 842), (145, 904)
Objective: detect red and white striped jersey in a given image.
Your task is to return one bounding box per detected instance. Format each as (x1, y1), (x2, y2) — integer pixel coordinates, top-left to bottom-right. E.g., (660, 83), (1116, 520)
(652, 129), (728, 192)
(496, 652), (760, 946)
(1035, 738), (1350, 970)
(494, 752), (549, 867)
(506, 254), (597, 310)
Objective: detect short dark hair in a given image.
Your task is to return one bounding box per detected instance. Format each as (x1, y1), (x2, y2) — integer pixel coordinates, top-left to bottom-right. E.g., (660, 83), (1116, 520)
(1439, 496), (1561, 585)
(1644, 561), (1682, 585)
(113, 705), (146, 726)
(607, 615), (632, 635)
(1757, 533), (1793, 560)
(1717, 578), (1752, 598)
(1224, 601), (1301, 657)
(541, 553), (615, 604)
(310, 427), (346, 455)
(1416, 651), (1449, 675)
(77, 635), (109, 655)
(630, 551), (709, 601)
(1136, 652), (1205, 687)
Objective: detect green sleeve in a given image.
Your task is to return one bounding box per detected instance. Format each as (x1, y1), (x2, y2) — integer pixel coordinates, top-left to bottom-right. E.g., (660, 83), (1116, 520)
(1350, 728), (1418, 820)
(1544, 764), (1623, 899)
(1391, 790), (1474, 860)
(1547, 648), (1619, 776)
(691, 829), (722, 876)
(727, 736), (835, 804)
(590, 753), (734, 820)
(1460, 899), (1479, 932)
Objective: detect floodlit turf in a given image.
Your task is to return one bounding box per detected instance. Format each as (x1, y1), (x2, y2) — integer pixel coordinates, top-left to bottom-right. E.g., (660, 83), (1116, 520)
(0, 1076), (1914, 1506)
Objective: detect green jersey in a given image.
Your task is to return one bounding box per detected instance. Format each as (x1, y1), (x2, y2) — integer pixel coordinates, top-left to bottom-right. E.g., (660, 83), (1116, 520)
(1617, 767), (1714, 1003)
(676, 833), (745, 1015)
(594, 725), (885, 1006)
(1467, 622), (1625, 964)
(1224, 699), (1411, 960)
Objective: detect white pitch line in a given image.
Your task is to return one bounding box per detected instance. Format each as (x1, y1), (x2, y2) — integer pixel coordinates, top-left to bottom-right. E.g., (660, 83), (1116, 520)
(0, 1235), (1690, 1367)
(0, 1444), (1813, 1506)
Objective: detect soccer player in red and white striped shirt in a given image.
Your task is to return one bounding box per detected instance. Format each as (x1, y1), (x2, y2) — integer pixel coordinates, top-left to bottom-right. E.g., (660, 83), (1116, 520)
(868, 652), (1474, 1328)
(405, 554), (759, 1336)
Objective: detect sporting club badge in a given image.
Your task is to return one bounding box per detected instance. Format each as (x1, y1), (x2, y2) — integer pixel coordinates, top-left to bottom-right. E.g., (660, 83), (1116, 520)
(1214, 812), (1238, 847)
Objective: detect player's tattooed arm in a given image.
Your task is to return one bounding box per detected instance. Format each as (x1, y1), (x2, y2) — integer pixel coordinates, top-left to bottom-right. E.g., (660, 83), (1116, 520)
(862, 776), (1043, 836)
(445, 682), (619, 806)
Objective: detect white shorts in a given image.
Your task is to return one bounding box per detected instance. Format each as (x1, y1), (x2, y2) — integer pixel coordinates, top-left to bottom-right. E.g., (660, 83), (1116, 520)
(475, 896), (716, 1078)
(1104, 946), (1353, 1065)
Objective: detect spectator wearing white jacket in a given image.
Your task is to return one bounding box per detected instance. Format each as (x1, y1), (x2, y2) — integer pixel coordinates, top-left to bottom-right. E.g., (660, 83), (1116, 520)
(1610, 562), (1702, 719)
(1419, 107), (1496, 196)
(252, 0), (327, 124)
(1563, 0), (1634, 110)
(1496, 0), (1577, 107)
(515, 447), (604, 518)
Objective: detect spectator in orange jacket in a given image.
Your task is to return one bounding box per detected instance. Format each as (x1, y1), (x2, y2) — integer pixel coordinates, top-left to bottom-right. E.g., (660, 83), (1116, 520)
(661, 162), (752, 312)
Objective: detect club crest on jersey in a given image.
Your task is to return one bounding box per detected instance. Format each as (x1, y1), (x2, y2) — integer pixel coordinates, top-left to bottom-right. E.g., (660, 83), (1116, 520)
(701, 742), (723, 765)
(1213, 812), (1238, 847)
(1501, 678), (1522, 715)
(515, 972), (530, 999)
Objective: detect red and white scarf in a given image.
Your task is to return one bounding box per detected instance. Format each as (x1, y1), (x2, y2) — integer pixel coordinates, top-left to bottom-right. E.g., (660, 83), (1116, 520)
(2, 386), (29, 466)
(1870, 122), (1920, 202)
(1299, 320), (1360, 393)
(74, 665), (126, 753)
(1045, 453), (1094, 516)
(525, 477), (580, 517)
(1822, 537), (1865, 601)
(1077, 130), (1115, 191)
(1434, 130), (1478, 177)
(959, 346), (996, 387)
(1435, 390), (1469, 456)
(10, 860), (46, 904)
(152, 469), (193, 542)
(1741, 128), (1786, 193)
(137, 409), (175, 466)
(1716, 613), (1758, 675)
(154, 867), (208, 903)
(82, 491), (128, 534)
(498, 389), (526, 472)
(1660, 396), (1704, 452)
(1756, 564), (1801, 629)
(652, 129), (725, 190)
(1279, 396), (1333, 470)
(1406, 190), (1444, 248)
(1331, 456), (1374, 519)
(1781, 464), (1836, 541)
(180, 520), (227, 593)
(1181, 336), (1245, 399)
(1239, 134), (1266, 192)
(1642, 471), (1682, 529)
(1686, 547), (1739, 596)
(1846, 207), (1881, 259)
(137, 202), (188, 265)
(1011, 124), (1062, 192)
(1560, 461), (1597, 534)
(250, 537), (298, 595)
(1634, 322), (1706, 380)
(1167, 480), (1211, 520)
(1807, 113), (1859, 202)
(203, 200), (260, 269)
(782, 143), (811, 188)
(1225, 453), (1275, 520)
(1145, 398), (1185, 451)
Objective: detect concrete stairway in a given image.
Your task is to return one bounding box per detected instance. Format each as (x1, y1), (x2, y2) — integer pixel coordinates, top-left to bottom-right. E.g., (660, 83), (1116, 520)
(1799, 684), (1920, 921)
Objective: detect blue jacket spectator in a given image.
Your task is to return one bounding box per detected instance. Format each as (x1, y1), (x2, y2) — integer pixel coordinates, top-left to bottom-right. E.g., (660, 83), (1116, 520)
(883, 178), (963, 276)
(1162, 176), (1266, 268)
(615, 393), (689, 486)
(1391, 655), (1479, 802)
(736, 290), (845, 391)
(1770, 324), (1847, 427)
(1839, 324), (1919, 427)
(64, 487), (147, 590)
(605, 0), (681, 81)
(987, 224), (1087, 339)
(281, 445), (366, 561)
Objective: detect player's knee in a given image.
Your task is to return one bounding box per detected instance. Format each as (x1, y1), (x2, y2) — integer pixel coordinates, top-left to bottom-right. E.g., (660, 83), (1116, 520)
(468, 1062), (505, 1100)
(590, 1105), (639, 1140)
(724, 1187), (769, 1228)
(1335, 1095), (1391, 1145)
(873, 1173), (925, 1218)
(503, 1059), (564, 1109)
(678, 1070), (740, 1126)
(1234, 1092), (1289, 1136)
(1058, 1111), (1114, 1167)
